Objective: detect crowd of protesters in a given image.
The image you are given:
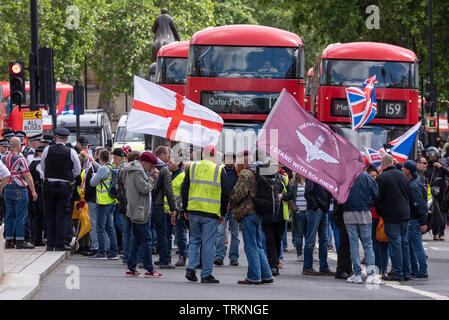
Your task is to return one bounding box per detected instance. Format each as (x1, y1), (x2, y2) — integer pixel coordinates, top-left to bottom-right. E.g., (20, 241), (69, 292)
(1, 129), (447, 285)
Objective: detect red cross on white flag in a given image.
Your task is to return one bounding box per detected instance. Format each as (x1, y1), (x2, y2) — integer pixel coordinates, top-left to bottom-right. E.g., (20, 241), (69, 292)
(127, 76), (224, 147)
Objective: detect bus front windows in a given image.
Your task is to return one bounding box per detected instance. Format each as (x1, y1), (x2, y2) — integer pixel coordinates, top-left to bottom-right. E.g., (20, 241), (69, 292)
(156, 57), (187, 85)
(190, 45), (298, 79)
(323, 59), (414, 88)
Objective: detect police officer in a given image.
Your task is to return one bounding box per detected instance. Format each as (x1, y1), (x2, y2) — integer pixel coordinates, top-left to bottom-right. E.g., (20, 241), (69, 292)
(41, 127), (81, 251)
(25, 133), (43, 165)
(29, 145), (46, 246)
(41, 134), (55, 146)
(0, 139), (10, 158)
(2, 130), (16, 141)
(181, 145), (228, 284)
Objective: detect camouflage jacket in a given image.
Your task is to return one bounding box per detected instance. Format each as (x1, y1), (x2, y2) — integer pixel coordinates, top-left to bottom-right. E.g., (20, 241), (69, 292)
(230, 168), (257, 222)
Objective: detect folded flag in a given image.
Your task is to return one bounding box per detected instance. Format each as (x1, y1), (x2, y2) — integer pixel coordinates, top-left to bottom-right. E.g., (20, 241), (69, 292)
(346, 75), (378, 131)
(127, 76), (223, 147)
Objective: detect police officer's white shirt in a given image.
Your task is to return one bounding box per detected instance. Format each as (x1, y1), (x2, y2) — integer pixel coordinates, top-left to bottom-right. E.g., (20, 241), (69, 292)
(26, 150), (35, 166)
(40, 142), (81, 182)
(0, 160), (11, 179)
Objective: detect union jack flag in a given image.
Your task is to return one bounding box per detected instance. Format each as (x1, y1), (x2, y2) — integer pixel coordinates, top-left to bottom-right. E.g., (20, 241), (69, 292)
(345, 75), (378, 131)
(378, 122), (422, 163)
(364, 147), (383, 171)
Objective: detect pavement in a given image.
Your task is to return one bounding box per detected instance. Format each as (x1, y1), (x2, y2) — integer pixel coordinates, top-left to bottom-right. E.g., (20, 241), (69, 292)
(0, 245), (70, 300)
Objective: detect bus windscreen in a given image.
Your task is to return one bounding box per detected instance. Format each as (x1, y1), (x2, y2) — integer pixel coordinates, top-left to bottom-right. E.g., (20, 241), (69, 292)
(321, 60), (415, 89)
(156, 57), (187, 85)
(189, 46), (297, 79)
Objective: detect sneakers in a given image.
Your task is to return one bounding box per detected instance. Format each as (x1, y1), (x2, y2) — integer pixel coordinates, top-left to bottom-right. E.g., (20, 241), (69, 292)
(328, 245), (333, 251)
(5, 240), (15, 249)
(366, 274), (383, 285)
(107, 254), (120, 260)
(410, 274), (429, 281)
(201, 274), (219, 284)
(262, 278), (274, 284)
(237, 279), (261, 285)
(126, 270), (141, 277)
(185, 268), (198, 282)
(347, 274), (363, 284)
(278, 259), (284, 268)
(229, 260), (239, 266)
(319, 268), (336, 276)
(89, 253), (108, 260)
(214, 258), (224, 266)
(15, 240), (35, 249)
(144, 270), (164, 278)
(175, 257), (186, 267)
(439, 235), (445, 241)
(302, 268), (323, 276)
(433, 235), (439, 241)
(297, 255), (304, 262)
(271, 267), (280, 276)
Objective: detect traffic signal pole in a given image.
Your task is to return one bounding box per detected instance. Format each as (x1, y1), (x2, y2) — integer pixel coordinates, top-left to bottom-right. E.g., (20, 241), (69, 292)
(30, 0), (39, 111)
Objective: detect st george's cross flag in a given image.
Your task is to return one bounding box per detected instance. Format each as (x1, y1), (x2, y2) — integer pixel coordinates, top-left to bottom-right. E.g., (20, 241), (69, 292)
(127, 76), (223, 147)
(346, 75), (378, 131)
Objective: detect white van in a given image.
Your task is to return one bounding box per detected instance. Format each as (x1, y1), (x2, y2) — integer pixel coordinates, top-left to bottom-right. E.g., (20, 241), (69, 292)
(113, 114), (145, 151)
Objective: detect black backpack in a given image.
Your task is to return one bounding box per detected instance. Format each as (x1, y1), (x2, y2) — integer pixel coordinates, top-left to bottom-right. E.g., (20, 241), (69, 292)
(250, 165), (281, 216)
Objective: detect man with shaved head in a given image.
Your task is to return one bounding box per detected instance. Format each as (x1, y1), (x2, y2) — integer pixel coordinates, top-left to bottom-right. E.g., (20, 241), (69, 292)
(374, 153), (411, 282)
(3, 137), (37, 249)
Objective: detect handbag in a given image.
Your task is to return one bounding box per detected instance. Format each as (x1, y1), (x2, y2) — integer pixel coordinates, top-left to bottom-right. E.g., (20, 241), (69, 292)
(376, 217), (389, 242)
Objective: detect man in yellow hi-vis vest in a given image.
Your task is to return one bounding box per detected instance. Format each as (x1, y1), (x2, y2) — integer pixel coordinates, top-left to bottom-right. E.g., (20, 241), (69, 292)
(89, 149), (119, 260)
(181, 145), (228, 284)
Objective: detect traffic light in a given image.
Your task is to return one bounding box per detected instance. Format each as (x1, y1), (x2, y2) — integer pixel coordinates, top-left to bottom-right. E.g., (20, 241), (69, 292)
(9, 62), (25, 106)
(38, 47), (56, 112)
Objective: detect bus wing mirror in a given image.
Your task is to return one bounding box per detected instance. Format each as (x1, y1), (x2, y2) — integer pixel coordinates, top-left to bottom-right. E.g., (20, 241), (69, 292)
(297, 46), (305, 81)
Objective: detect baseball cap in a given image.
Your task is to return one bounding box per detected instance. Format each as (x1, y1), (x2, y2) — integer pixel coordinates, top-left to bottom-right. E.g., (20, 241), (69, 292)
(112, 148), (125, 157)
(203, 144), (216, 158)
(140, 151), (158, 165)
(403, 160), (418, 178)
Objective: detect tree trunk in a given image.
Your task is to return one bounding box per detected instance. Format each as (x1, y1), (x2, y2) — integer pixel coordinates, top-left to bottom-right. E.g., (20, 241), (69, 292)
(98, 81), (115, 118)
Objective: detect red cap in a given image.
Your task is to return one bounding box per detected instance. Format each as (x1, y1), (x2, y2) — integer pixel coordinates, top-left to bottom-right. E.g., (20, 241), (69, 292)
(203, 145), (216, 157)
(363, 156), (370, 167)
(140, 151), (158, 165)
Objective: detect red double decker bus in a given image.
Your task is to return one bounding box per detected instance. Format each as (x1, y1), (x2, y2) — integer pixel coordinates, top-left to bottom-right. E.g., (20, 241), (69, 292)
(310, 42), (420, 151)
(186, 25), (305, 122)
(304, 67), (314, 112)
(156, 40), (189, 96)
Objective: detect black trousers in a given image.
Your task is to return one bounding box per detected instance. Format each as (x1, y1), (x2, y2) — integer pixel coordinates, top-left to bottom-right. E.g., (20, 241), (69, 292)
(332, 208), (353, 275)
(262, 220), (285, 269)
(31, 187), (46, 244)
(43, 182), (72, 249)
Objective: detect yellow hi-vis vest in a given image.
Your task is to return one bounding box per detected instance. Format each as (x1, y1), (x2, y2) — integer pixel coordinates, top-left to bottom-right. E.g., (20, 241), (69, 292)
(165, 170), (186, 214)
(96, 164), (115, 205)
(187, 159), (222, 217)
(280, 174), (289, 221)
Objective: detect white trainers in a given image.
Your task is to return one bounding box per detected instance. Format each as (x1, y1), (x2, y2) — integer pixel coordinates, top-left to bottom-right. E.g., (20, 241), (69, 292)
(347, 274), (363, 284)
(366, 274), (383, 285)
(297, 255), (304, 262)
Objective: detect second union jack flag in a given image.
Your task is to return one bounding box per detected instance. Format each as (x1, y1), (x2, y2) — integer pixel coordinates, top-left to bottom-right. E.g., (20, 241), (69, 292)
(345, 75), (378, 131)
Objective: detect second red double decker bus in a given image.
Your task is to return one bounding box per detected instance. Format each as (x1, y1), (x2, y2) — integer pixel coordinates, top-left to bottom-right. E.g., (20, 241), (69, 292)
(310, 42), (420, 151)
(156, 40), (189, 96)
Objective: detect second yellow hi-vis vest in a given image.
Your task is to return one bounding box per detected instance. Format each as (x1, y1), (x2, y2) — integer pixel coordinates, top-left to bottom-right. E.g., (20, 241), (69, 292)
(96, 164), (115, 205)
(280, 174), (289, 221)
(187, 159), (222, 217)
(165, 171), (186, 214)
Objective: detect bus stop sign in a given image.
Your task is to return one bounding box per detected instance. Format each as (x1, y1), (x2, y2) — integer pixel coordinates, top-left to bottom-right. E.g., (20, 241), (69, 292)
(23, 110), (43, 136)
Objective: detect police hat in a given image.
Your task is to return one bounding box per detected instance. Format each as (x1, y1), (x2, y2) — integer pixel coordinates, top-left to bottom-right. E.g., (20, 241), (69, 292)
(0, 139), (10, 147)
(35, 145), (46, 153)
(54, 127), (71, 138)
(41, 134), (55, 144)
(15, 131), (26, 140)
(28, 133), (42, 142)
(2, 130), (15, 140)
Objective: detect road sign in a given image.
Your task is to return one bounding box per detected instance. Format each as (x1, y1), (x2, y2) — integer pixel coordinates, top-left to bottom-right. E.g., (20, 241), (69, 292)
(23, 111), (42, 136)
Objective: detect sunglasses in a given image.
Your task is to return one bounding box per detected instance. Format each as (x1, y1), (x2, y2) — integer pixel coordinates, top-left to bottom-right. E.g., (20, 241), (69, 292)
(419, 161), (428, 165)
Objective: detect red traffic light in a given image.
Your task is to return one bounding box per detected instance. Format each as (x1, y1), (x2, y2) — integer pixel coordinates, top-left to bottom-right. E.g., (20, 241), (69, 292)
(9, 63), (22, 75)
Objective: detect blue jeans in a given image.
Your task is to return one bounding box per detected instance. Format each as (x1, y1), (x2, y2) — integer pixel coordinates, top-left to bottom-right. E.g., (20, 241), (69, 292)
(372, 218), (389, 273)
(303, 209), (329, 271)
(128, 219), (154, 273)
(345, 223), (376, 276)
(88, 202), (99, 250)
(122, 216), (132, 262)
(114, 205), (124, 247)
(96, 203), (118, 256)
(384, 221), (411, 280)
(328, 210), (339, 250)
(151, 205), (170, 264)
(186, 214), (219, 278)
(279, 220), (288, 260)
(408, 220), (428, 276)
(241, 213), (273, 282)
(215, 210), (240, 262)
(174, 215), (187, 258)
(294, 211), (307, 256)
(4, 184), (29, 240)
